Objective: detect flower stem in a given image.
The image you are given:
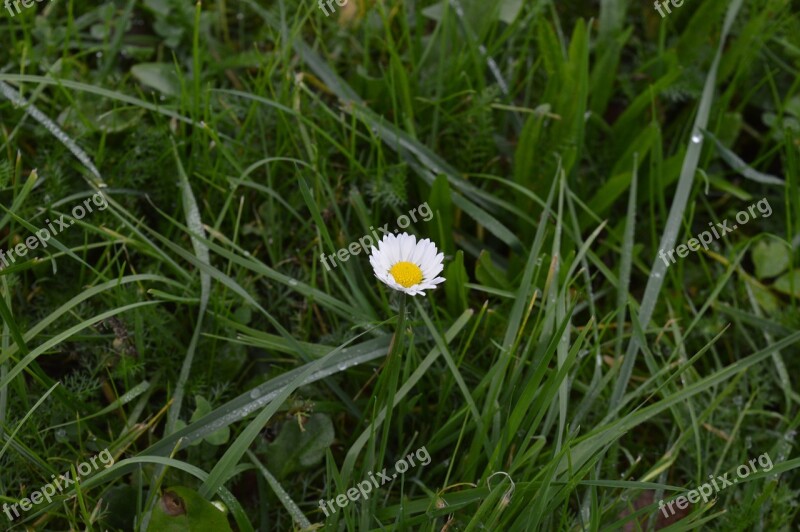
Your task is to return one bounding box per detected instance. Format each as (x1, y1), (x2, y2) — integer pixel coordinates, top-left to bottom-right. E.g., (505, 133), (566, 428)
(388, 295), (407, 360)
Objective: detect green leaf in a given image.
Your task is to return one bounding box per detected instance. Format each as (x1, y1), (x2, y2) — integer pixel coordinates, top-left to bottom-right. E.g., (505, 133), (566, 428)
(233, 306), (252, 325)
(266, 413), (335, 478)
(773, 269), (800, 297)
(131, 63), (181, 97)
(189, 396), (230, 447)
(498, 0), (524, 23)
(421, 0), (521, 26)
(146, 486), (232, 532)
(144, 0), (171, 16)
(751, 240), (790, 279)
(749, 282), (780, 314)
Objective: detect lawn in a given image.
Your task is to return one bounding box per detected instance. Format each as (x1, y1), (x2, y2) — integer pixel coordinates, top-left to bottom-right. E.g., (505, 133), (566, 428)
(0, 0), (799, 530)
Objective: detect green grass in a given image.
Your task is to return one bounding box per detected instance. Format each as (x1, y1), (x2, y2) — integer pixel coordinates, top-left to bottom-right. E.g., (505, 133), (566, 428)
(1, 0), (799, 530)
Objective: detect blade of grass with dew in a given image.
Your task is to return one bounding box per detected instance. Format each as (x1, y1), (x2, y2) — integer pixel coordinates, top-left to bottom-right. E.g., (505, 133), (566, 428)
(46, 380), (151, 430)
(246, 450), (311, 529)
(0, 75), (208, 144)
(616, 154), (638, 360)
(0, 81), (102, 183)
(0, 81), (197, 281)
(165, 138), (211, 435)
(610, 0), (746, 408)
(198, 327), (384, 499)
(145, 332), (397, 456)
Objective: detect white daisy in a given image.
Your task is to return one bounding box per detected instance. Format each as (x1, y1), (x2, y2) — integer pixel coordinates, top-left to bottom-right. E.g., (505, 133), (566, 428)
(369, 233), (445, 296)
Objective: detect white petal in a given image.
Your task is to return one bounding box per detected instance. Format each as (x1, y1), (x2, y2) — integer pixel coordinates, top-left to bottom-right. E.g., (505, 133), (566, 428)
(411, 239), (429, 266)
(401, 233), (417, 261)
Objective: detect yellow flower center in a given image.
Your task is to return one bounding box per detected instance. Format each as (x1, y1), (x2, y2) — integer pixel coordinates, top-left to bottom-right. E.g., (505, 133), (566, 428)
(390, 261), (423, 288)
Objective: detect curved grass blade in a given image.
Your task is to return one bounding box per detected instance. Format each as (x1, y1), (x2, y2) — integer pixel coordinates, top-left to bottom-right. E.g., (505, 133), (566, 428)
(20, 456), (254, 532)
(0, 382), (59, 460)
(701, 128), (784, 186)
(46, 380), (151, 430)
(1, 275), (180, 361)
(0, 301), (162, 388)
(563, 329), (800, 475)
(0, 82), (102, 183)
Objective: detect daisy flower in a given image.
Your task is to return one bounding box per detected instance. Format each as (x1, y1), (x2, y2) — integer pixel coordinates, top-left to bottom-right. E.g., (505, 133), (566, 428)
(369, 233), (445, 296)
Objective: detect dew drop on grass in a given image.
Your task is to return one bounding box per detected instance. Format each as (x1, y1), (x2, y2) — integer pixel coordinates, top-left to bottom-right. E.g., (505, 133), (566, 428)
(249, 389), (261, 399)
(288, 279), (298, 287)
(691, 133), (702, 143)
(0, 82), (103, 180)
